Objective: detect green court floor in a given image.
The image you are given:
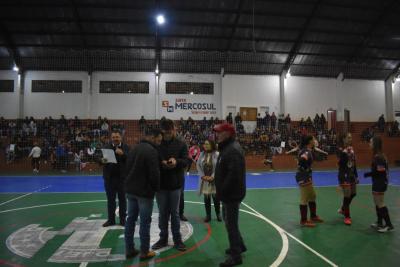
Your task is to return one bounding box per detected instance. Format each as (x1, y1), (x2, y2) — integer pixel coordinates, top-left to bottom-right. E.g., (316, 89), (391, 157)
(0, 186), (399, 267)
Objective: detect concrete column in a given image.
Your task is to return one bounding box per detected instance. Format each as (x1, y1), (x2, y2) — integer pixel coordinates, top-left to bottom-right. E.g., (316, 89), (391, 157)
(155, 73), (160, 119)
(385, 79), (394, 122)
(279, 72), (285, 115)
(18, 71), (25, 119)
(87, 72), (92, 119)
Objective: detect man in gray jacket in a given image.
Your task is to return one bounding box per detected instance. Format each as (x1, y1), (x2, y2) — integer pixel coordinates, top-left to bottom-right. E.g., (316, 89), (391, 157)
(124, 128), (162, 260)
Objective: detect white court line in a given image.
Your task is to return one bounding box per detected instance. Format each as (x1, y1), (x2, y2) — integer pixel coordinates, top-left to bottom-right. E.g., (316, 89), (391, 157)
(241, 202), (338, 267)
(0, 199), (106, 214)
(0, 185), (52, 207)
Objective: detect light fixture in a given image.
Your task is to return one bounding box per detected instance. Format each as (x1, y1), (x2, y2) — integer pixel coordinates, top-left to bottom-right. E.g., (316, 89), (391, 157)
(285, 69), (291, 79)
(155, 68), (159, 74)
(190, 91), (194, 95)
(156, 15), (165, 25)
(62, 90), (65, 93)
(13, 66), (19, 72)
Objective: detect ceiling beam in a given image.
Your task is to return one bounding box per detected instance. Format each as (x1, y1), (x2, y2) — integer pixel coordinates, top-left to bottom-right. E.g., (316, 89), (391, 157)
(3, 17), (400, 37)
(7, 43), (400, 61)
(281, 0), (322, 74)
(346, 0), (398, 64)
(0, 21), (20, 70)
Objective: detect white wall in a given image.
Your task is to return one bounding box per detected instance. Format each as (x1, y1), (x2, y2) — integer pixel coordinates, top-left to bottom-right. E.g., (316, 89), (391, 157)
(91, 72), (156, 120)
(0, 70), (393, 122)
(222, 75), (280, 118)
(0, 70), (19, 119)
(159, 73), (222, 120)
(285, 76), (386, 121)
(341, 79), (386, 121)
(393, 81), (400, 112)
(24, 71), (89, 119)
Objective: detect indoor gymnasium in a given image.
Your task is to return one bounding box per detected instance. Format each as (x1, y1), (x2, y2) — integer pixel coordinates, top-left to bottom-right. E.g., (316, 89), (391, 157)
(0, 0), (400, 266)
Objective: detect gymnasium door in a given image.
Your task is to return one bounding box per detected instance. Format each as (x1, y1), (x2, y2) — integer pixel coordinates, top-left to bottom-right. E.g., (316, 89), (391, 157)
(240, 107), (257, 121)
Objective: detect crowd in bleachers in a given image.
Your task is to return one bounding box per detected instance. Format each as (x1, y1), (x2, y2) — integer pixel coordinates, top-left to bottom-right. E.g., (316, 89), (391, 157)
(6, 111), (398, 173)
(361, 115), (400, 142)
(0, 115), (125, 172)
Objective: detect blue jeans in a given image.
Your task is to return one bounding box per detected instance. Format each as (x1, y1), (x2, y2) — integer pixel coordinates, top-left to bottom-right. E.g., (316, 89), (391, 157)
(124, 194), (154, 253)
(156, 189), (182, 244)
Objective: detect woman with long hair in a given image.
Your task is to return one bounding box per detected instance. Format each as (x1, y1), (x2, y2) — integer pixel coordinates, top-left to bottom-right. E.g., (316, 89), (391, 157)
(196, 139), (221, 222)
(364, 136), (394, 233)
(337, 133), (358, 225)
(295, 135), (324, 227)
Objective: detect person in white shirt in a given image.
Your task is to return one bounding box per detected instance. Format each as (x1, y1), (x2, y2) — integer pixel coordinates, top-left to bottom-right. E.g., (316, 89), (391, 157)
(29, 142), (42, 173)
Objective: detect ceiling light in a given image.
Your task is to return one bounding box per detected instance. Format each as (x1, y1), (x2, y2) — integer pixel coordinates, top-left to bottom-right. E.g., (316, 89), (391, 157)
(156, 15), (165, 25)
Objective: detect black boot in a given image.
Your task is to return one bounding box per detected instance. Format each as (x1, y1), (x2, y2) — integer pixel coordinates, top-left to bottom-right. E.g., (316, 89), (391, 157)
(204, 195), (212, 222)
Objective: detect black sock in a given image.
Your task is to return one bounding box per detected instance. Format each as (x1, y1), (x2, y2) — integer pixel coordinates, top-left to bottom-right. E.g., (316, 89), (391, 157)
(375, 206), (382, 225)
(381, 207), (393, 227)
(342, 197), (351, 218)
(308, 201), (317, 218)
(349, 193), (356, 204)
(300, 205), (308, 222)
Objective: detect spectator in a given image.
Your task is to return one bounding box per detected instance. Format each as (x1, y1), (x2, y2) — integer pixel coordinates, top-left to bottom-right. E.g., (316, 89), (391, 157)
(226, 113), (233, 124)
(271, 112), (277, 130)
(28, 141), (41, 173)
(378, 114), (385, 132)
(56, 141), (68, 173)
(234, 112), (242, 125)
(139, 115), (147, 132)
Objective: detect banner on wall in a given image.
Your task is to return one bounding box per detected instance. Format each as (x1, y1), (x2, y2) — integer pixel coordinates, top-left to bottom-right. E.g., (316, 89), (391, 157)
(160, 97), (219, 119)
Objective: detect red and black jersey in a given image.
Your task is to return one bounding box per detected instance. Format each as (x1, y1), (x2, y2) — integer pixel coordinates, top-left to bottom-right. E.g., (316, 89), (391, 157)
(337, 146), (358, 184)
(364, 154), (388, 193)
(295, 148), (313, 185)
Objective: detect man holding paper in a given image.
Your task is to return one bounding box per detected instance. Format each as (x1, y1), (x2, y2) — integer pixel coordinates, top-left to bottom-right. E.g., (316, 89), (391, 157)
(101, 130), (130, 227)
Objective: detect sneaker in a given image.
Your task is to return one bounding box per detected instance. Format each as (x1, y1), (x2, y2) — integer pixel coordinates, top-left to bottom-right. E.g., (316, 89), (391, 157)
(125, 248), (140, 259)
(300, 220), (316, 227)
(219, 256), (243, 267)
(311, 216), (324, 223)
(102, 220), (115, 227)
(174, 242), (187, 251)
(344, 218), (352, 225)
(140, 250), (156, 260)
(370, 222), (383, 229)
(151, 239), (168, 250)
(180, 215), (188, 222)
(378, 225), (394, 233)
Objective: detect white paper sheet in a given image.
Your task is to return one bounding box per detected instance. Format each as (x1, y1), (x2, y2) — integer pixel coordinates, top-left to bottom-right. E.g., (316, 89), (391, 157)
(101, 149), (117, 164)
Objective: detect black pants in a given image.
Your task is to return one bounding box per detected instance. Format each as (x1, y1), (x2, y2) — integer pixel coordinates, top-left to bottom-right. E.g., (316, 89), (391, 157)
(104, 178), (126, 223)
(204, 194), (221, 217)
(32, 157), (40, 170)
(179, 179), (185, 216)
(222, 201), (245, 259)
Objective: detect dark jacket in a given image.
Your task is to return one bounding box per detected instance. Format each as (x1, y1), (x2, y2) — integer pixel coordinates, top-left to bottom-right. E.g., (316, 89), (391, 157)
(215, 138), (246, 203)
(102, 142), (130, 183)
(125, 140), (160, 198)
(158, 137), (189, 190)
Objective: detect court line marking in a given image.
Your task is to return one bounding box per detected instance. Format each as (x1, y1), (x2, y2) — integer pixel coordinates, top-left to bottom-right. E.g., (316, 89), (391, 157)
(0, 186), (52, 207)
(0, 199), (107, 214)
(0, 199), (289, 267)
(184, 200), (289, 266)
(241, 202), (338, 267)
(4, 183), (400, 194)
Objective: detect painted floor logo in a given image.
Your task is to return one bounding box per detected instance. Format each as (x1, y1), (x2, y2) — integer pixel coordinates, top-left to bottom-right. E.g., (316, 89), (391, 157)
(6, 213), (193, 264)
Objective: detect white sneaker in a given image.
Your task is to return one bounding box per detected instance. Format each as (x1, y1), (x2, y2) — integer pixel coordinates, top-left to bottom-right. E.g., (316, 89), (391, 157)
(377, 226), (394, 233)
(370, 222), (383, 229)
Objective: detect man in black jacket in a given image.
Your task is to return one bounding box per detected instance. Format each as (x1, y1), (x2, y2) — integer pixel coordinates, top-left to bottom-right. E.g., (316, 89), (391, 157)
(152, 119), (188, 252)
(124, 128), (162, 260)
(214, 123), (247, 267)
(101, 130), (130, 227)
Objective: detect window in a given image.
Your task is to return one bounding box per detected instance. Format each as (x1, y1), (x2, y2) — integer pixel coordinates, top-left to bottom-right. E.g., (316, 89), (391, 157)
(166, 82), (214, 95)
(99, 81), (149, 94)
(32, 80), (82, 93)
(0, 80), (14, 92)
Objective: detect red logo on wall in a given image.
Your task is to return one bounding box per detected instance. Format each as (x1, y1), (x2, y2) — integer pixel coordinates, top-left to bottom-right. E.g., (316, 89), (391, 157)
(162, 101), (169, 107)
